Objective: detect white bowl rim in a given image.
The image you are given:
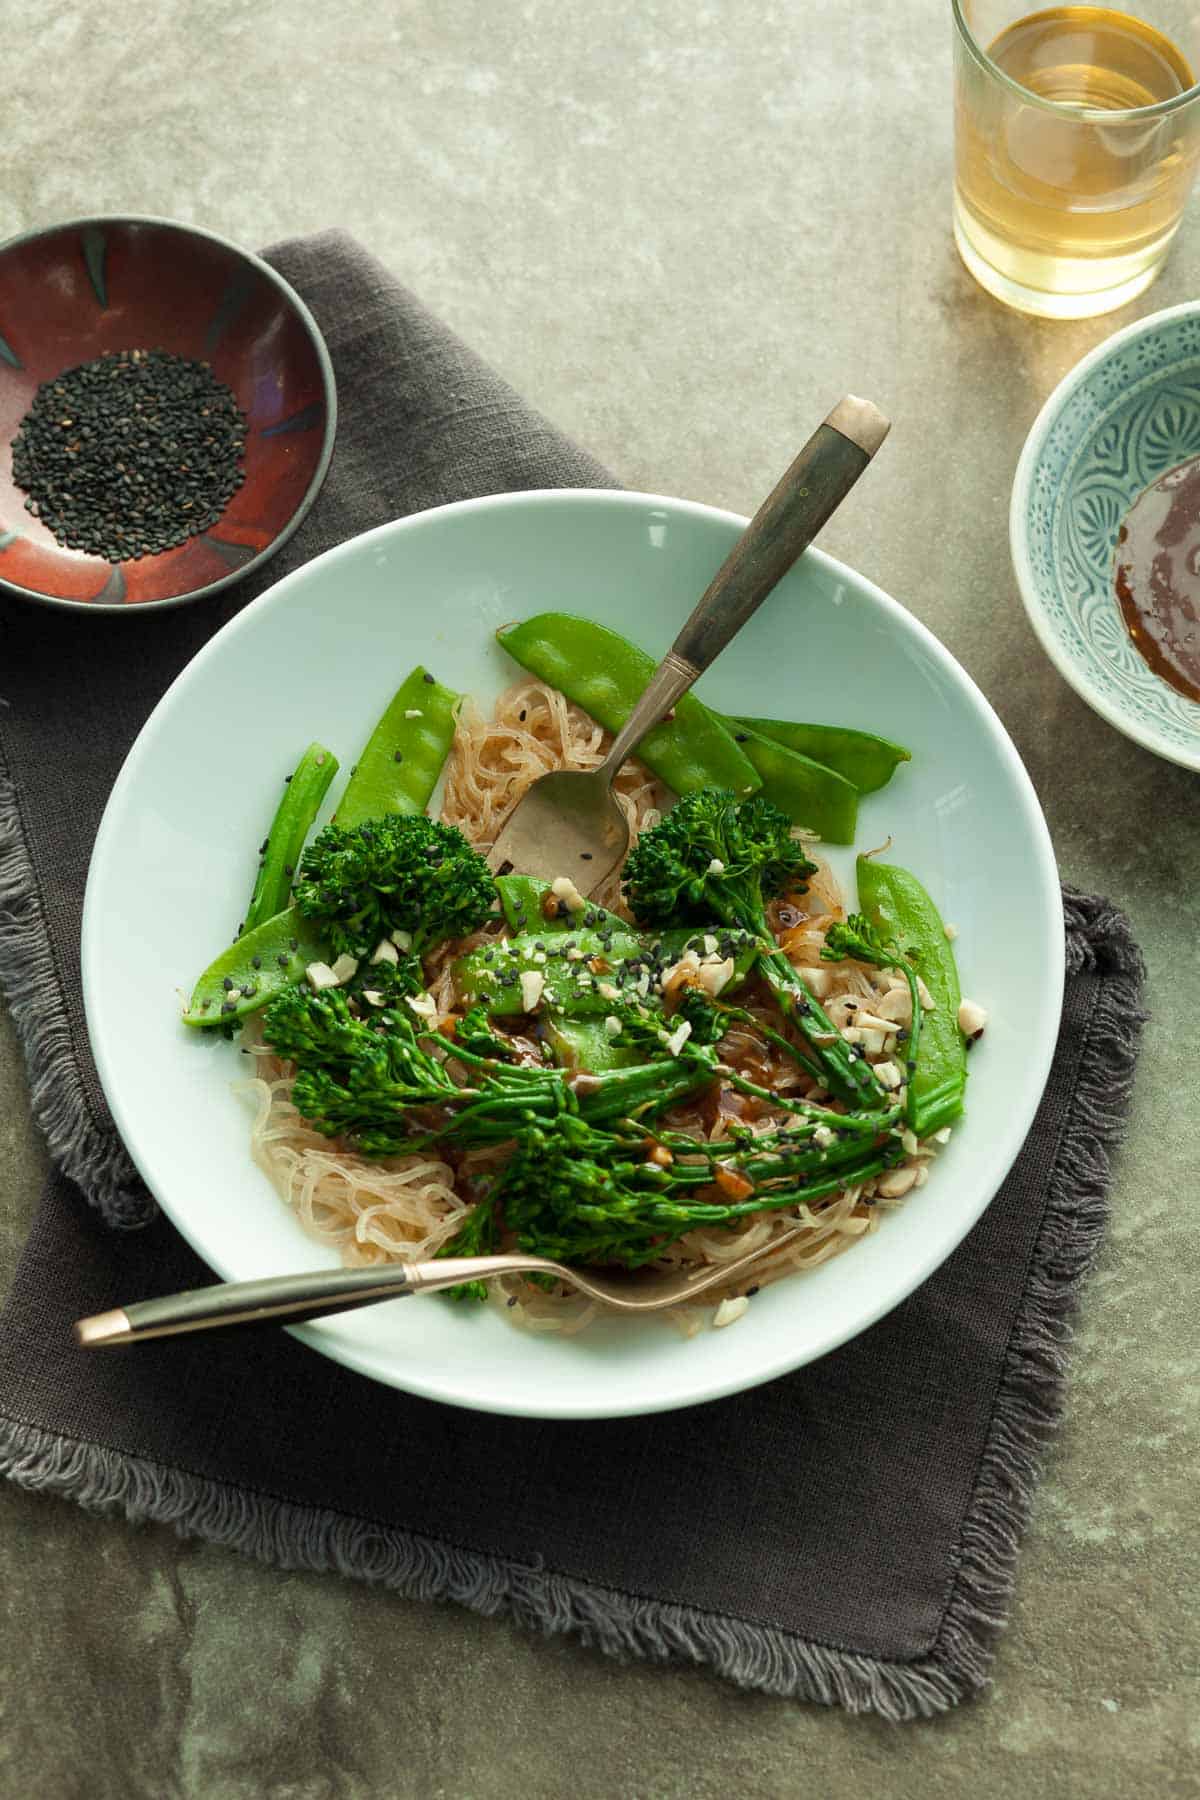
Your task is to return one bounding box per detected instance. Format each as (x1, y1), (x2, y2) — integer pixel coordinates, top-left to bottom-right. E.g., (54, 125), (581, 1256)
(84, 485), (1065, 1418)
(1009, 298), (1200, 773)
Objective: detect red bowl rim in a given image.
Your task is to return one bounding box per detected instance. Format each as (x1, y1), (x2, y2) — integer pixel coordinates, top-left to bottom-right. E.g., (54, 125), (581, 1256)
(0, 213), (338, 616)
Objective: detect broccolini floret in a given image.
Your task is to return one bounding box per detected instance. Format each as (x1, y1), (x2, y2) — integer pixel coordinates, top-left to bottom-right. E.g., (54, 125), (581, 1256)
(624, 790), (886, 1110)
(622, 788), (814, 935)
(293, 814), (495, 959)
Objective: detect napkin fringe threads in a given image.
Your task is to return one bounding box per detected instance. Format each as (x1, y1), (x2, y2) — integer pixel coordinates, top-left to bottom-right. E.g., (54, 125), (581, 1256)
(0, 756), (148, 1228)
(0, 888), (1145, 1719)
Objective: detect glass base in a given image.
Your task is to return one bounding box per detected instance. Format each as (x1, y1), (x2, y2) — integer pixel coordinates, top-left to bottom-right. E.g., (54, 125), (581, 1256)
(953, 198), (1171, 320)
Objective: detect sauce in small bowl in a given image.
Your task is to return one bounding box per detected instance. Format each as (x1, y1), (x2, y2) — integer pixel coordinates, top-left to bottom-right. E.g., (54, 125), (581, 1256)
(1115, 456), (1200, 705)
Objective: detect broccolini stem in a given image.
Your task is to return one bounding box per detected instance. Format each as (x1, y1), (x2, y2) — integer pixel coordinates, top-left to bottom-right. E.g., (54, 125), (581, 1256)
(717, 1066), (899, 1134)
(612, 1144), (905, 1265)
(758, 948), (889, 1110)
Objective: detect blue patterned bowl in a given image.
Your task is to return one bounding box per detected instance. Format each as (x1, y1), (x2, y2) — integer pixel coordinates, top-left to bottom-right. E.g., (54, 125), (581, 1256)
(1011, 304), (1200, 771)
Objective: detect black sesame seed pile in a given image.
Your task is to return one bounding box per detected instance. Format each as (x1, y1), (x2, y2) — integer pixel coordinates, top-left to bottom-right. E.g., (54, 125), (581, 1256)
(10, 347), (247, 562)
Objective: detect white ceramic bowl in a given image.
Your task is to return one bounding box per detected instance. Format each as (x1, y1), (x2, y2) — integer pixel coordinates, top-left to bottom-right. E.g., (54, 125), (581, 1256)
(1011, 301), (1200, 771)
(82, 490), (1063, 1418)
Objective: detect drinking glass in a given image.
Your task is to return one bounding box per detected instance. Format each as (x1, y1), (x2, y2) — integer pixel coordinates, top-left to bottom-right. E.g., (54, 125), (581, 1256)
(953, 1), (1200, 317)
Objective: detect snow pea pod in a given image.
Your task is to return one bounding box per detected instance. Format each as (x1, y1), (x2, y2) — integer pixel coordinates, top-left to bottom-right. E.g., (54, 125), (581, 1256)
(496, 614), (760, 799)
(242, 742), (339, 936)
(733, 717), (910, 795)
(722, 722), (858, 844)
(495, 874), (629, 939)
(335, 666), (459, 828)
(183, 907), (328, 1029)
(855, 854), (966, 1137)
(543, 1015), (640, 1073)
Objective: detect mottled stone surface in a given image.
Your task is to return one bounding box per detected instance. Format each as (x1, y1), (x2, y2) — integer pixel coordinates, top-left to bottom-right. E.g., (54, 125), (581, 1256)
(1, 1), (1198, 1794)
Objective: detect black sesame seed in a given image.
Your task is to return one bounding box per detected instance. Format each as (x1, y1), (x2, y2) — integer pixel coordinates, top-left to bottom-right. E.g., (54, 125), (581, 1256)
(222, 976), (234, 991)
(220, 1002), (236, 1016)
(423, 671), (435, 684)
(251, 955), (262, 969)
(284, 864), (294, 877)
(734, 732), (749, 743)
(289, 938), (299, 951)
(393, 750), (404, 763)
(277, 954), (290, 968)
(10, 348), (246, 561)
(580, 851), (593, 860)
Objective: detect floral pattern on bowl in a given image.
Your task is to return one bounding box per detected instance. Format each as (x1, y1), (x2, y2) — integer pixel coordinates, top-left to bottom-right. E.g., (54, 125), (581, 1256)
(1011, 303), (1200, 771)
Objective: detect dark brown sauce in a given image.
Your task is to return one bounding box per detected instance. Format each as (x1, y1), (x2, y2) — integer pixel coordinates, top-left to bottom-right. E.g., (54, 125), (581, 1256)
(1114, 456), (1200, 704)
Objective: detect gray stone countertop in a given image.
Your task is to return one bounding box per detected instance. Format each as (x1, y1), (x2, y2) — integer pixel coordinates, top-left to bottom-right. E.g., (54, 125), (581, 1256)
(1, 3), (1197, 1795)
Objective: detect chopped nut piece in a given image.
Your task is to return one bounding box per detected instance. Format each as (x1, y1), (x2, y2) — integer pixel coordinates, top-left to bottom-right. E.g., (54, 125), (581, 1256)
(958, 998), (987, 1039)
(713, 1296), (749, 1329)
(519, 970), (545, 1011)
(550, 875), (587, 913)
(697, 957), (735, 997)
(714, 1164), (755, 1200)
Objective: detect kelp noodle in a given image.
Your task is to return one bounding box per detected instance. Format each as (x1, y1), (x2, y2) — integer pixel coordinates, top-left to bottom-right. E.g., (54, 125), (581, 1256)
(241, 678), (944, 1334)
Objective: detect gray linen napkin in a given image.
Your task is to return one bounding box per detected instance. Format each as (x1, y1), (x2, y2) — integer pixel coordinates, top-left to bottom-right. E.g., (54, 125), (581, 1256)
(0, 231), (1146, 1719)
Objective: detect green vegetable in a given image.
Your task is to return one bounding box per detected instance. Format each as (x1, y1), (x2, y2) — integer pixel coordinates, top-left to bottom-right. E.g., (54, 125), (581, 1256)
(465, 1114), (905, 1270)
(261, 986), (718, 1155)
(622, 788), (887, 1110)
(293, 814), (495, 960)
(242, 742), (340, 937)
(723, 721), (858, 844)
(453, 924), (635, 1018)
(733, 718), (910, 795)
(335, 666), (459, 829)
(848, 856), (967, 1137)
(496, 613), (760, 798)
(183, 907), (328, 1028)
(542, 1015), (640, 1073)
(495, 874), (628, 940)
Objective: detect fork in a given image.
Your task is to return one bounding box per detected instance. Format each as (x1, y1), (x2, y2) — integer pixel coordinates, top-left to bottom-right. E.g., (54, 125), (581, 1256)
(486, 395), (890, 891)
(73, 1229), (809, 1344)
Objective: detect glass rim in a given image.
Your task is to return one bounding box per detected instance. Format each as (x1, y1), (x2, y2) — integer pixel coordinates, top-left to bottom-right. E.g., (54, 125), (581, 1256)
(951, 0), (1200, 122)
